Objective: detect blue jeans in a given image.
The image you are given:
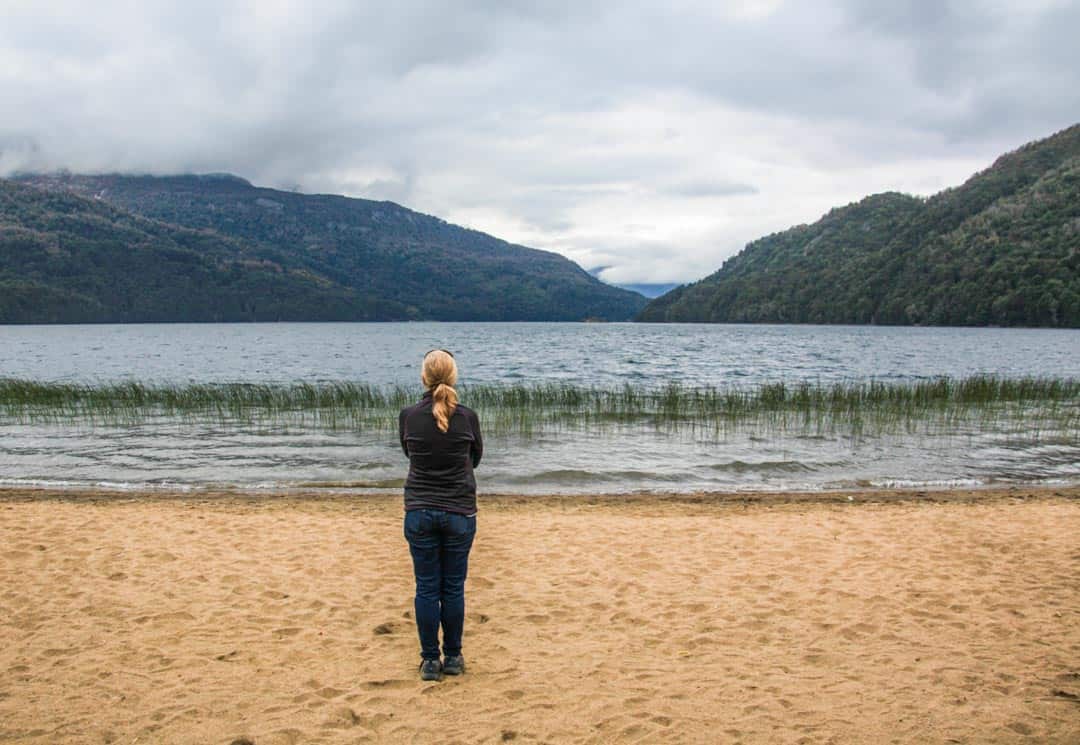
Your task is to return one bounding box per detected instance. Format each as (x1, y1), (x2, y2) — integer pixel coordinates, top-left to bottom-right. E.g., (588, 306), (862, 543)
(403, 509), (477, 661)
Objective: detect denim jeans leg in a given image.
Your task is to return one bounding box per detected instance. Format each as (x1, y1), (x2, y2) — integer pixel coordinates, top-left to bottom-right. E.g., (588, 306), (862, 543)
(404, 510), (442, 661)
(438, 512), (476, 658)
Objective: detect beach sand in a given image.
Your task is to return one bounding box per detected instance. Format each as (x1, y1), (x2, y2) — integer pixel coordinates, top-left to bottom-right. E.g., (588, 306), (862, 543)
(1, 486), (1078, 744)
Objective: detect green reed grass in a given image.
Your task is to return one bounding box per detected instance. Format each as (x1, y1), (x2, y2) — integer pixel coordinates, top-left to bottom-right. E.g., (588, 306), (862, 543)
(0, 375), (1077, 438)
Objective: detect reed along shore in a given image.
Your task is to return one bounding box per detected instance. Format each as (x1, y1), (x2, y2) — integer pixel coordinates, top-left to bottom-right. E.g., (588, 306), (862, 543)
(1, 484), (1078, 744)
(2, 374), (1077, 434)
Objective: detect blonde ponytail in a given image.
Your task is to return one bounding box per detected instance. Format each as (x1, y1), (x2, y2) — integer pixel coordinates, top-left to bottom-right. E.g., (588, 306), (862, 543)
(431, 382), (459, 433)
(421, 349), (459, 433)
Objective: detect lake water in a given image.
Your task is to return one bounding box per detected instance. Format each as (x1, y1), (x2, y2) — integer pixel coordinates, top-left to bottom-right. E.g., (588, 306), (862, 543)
(1, 322), (1078, 495)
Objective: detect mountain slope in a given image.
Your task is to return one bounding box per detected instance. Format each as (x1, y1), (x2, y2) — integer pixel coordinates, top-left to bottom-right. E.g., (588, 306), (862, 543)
(638, 124), (1080, 327)
(13, 173), (646, 322)
(0, 180), (389, 323)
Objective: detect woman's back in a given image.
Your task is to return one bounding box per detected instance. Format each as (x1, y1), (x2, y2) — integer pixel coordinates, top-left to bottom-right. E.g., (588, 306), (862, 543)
(399, 391), (483, 513)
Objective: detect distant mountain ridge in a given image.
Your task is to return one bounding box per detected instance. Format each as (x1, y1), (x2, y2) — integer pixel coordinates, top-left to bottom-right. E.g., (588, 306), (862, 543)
(614, 283), (680, 299)
(3, 173), (646, 323)
(639, 124), (1080, 327)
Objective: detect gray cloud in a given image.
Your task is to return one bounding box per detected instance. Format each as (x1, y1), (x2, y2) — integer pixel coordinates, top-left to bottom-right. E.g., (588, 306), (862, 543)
(0, 0), (1077, 283)
(663, 180), (759, 198)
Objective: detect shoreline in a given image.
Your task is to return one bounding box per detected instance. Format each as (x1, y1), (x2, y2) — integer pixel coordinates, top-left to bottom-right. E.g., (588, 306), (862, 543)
(2, 482), (1078, 507)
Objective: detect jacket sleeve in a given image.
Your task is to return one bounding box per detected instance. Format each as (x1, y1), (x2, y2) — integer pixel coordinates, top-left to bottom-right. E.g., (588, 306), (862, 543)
(470, 410), (483, 468)
(398, 409), (409, 456)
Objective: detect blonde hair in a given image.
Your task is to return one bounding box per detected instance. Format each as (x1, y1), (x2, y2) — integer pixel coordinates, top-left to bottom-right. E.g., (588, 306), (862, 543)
(421, 350), (459, 433)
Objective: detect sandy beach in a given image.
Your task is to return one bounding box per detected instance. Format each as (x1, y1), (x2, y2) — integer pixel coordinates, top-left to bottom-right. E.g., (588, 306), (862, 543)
(1, 486), (1078, 744)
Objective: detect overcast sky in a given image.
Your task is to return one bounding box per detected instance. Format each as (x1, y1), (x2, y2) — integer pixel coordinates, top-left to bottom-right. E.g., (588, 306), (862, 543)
(2, 1), (1077, 284)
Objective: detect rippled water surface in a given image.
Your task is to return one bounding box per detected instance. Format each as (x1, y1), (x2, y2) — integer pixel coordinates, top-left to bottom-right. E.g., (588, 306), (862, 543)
(1, 322), (1078, 494)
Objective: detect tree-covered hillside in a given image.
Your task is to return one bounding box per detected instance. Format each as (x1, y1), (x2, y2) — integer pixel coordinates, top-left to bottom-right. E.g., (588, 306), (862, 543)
(0, 180), (388, 323)
(12, 173), (646, 322)
(639, 124), (1080, 327)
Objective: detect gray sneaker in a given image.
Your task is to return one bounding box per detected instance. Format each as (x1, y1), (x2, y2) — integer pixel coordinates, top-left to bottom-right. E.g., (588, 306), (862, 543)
(442, 654), (465, 675)
(419, 658), (443, 681)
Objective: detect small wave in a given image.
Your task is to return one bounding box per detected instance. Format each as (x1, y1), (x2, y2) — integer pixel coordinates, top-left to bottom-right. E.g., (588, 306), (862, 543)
(222, 479), (404, 491)
(0, 476), (406, 494)
(869, 478), (985, 489)
(501, 469), (616, 485)
(294, 479), (405, 489)
(500, 469), (686, 485)
(0, 478), (197, 492)
(352, 462), (392, 471)
(709, 460), (816, 473)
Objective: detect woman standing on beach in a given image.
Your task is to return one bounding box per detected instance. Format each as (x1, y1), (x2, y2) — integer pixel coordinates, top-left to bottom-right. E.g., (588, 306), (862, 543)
(398, 349), (483, 681)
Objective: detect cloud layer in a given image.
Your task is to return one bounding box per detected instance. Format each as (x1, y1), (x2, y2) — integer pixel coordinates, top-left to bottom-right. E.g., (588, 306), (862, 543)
(2, 0), (1077, 283)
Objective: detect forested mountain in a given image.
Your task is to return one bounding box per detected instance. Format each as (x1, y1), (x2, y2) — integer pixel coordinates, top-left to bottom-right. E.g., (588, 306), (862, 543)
(3, 173), (646, 323)
(0, 180), (383, 323)
(639, 124), (1080, 327)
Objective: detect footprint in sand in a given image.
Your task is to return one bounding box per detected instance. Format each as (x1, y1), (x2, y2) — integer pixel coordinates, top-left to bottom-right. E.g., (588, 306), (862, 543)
(41, 647), (76, 658)
(1007, 722), (1034, 736)
(264, 728), (305, 745)
(362, 679), (412, 690)
(620, 724), (651, 738)
(322, 706), (361, 728)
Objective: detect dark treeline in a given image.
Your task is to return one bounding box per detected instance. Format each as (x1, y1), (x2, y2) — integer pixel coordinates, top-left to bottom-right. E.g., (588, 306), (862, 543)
(0, 181), (379, 323)
(639, 124), (1080, 327)
(1, 174), (646, 323)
